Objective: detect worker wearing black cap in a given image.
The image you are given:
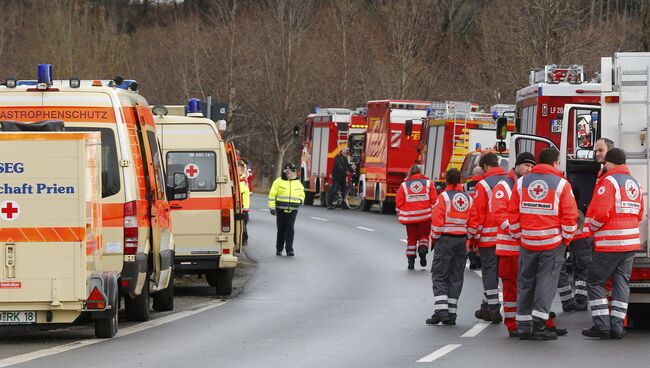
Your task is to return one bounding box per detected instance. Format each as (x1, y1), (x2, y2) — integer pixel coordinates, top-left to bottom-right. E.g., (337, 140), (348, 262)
(268, 163), (305, 256)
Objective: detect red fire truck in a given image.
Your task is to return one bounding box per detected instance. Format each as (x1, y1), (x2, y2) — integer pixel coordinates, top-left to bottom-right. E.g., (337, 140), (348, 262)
(359, 100), (431, 213)
(301, 108), (367, 206)
(515, 64), (600, 153)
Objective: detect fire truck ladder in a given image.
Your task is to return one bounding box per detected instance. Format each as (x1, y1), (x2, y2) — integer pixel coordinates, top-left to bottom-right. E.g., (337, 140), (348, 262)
(337, 129), (348, 149)
(448, 115), (469, 170)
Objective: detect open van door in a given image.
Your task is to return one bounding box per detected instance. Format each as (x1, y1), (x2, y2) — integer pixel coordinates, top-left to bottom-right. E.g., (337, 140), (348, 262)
(507, 134), (557, 170)
(225, 142), (244, 252)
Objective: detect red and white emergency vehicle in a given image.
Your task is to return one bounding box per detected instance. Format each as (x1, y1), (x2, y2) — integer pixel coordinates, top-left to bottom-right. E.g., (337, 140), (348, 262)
(359, 100), (431, 213)
(301, 108), (367, 206)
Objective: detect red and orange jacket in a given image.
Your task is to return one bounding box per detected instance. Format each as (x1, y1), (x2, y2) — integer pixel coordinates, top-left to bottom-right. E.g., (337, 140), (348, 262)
(467, 167), (507, 247)
(396, 173), (437, 224)
(492, 170), (519, 256)
(430, 184), (472, 241)
(507, 164), (578, 251)
(587, 165), (644, 252)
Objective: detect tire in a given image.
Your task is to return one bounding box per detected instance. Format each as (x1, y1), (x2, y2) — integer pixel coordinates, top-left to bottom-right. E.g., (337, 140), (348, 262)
(206, 270), (217, 287)
(361, 198), (373, 212)
(94, 280), (119, 338)
(628, 303), (650, 329)
(152, 270), (174, 312)
(124, 275), (150, 322)
(215, 268), (235, 296)
(304, 191), (315, 206)
(380, 200), (395, 214)
(345, 186), (362, 210)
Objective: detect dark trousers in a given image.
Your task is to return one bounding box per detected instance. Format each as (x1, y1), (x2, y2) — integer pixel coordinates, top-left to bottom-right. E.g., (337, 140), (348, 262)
(276, 210), (298, 252)
(479, 247), (500, 312)
(242, 212), (249, 243)
(431, 235), (468, 318)
(327, 178), (347, 208)
(587, 251), (635, 333)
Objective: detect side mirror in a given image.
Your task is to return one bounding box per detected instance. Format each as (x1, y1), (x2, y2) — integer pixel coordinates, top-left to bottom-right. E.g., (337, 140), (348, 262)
(404, 120), (413, 137)
(496, 117), (508, 140)
(496, 141), (507, 152)
(292, 125), (300, 137)
(168, 172), (189, 201)
(576, 114), (594, 149)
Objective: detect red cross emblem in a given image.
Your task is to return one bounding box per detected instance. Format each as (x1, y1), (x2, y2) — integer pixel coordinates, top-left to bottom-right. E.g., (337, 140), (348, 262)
(456, 197), (465, 207)
(629, 186), (636, 195)
(625, 179), (640, 200)
(533, 185), (544, 195)
(452, 193), (468, 211)
(184, 164), (200, 179)
(0, 200), (20, 221)
(528, 180), (549, 200)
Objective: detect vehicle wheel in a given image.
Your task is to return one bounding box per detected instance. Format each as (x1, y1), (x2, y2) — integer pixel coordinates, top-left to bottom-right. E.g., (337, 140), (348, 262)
(345, 187), (362, 210)
(304, 191), (315, 206)
(206, 270), (218, 287)
(380, 201), (395, 214)
(94, 280), (119, 338)
(215, 268), (235, 296)
(124, 275), (150, 322)
(152, 270), (174, 312)
(628, 303), (650, 329)
(361, 198), (373, 212)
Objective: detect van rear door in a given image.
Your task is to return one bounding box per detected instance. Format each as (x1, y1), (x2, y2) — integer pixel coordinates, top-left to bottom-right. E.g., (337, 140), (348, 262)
(225, 142), (244, 252)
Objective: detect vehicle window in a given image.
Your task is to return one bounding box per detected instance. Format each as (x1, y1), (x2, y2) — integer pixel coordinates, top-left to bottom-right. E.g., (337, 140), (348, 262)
(147, 131), (166, 200)
(65, 127), (120, 198)
(166, 151), (217, 192)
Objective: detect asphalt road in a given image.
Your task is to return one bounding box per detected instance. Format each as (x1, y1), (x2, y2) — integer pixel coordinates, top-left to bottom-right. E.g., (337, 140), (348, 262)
(2, 194), (650, 367)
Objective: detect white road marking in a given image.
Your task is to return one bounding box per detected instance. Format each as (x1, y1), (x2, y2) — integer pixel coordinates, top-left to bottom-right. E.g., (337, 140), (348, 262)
(400, 239), (407, 243)
(461, 321), (490, 337)
(0, 300), (227, 368)
(473, 270), (482, 277)
(416, 344), (462, 363)
(260, 208), (270, 212)
(356, 226), (375, 232)
(310, 216), (329, 222)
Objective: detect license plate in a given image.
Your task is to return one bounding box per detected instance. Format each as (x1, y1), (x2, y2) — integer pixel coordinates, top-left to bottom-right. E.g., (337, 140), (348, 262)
(0, 311), (37, 325)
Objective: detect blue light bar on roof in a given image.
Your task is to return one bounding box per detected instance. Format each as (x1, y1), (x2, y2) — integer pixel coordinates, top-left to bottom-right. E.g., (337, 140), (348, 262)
(187, 98), (201, 114)
(37, 64), (52, 85)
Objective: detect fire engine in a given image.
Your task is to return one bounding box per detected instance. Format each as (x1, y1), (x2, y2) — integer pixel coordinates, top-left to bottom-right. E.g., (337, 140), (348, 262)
(418, 102), (514, 186)
(515, 64), (601, 153)
(503, 53), (650, 326)
(359, 100), (431, 213)
(301, 108), (367, 206)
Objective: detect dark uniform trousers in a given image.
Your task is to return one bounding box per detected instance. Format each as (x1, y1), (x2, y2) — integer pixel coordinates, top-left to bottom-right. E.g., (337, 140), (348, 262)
(587, 251), (635, 333)
(478, 247), (500, 312)
(431, 235), (468, 319)
(276, 210), (298, 253)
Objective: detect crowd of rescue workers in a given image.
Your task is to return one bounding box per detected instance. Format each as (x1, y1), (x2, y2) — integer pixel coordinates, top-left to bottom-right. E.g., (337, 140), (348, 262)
(266, 139), (642, 341)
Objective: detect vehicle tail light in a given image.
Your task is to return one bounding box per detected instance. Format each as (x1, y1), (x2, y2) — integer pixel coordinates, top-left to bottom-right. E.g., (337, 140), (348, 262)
(605, 96), (620, 103)
(124, 201), (138, 255)
(86, 286), (107, 310)
(631, 267), (650, 281)
(221, 209), (231, 233)
(222, 248), (231, 255)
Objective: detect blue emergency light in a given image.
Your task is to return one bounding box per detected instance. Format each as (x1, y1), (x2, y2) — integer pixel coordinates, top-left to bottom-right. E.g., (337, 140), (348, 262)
(426, 107), (432, 116)
(187, 98), (201, 114)
(37, 64), (52, 85)
(591, 111), (599, 123)
(492, 111), (499, 120)
(475, 143), (482, 151)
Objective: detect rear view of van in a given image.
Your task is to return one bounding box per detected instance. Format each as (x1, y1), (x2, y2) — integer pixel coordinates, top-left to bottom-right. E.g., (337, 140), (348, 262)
(153, 101), (241, 295)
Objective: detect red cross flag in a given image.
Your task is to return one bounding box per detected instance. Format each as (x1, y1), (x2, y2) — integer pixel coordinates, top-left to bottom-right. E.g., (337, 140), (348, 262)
(184, 164), (200, 179)
(0, 200), (20, 222)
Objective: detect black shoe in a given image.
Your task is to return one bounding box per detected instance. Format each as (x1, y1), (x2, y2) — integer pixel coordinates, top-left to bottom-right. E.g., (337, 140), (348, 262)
(611, 329), (626, 339)
(407, 257), (415, 270)
(562, 300), (577, 312)
(531, 328), (558, 340)
(276, 251), (282, 256)
(327, 207), (334, 210)
(581, 326), (611, 339)
(426, 313), (450, 325)
(548, 326), (568, 336)
(518, 332), (532, 340)
(418, 247), (428, 267)
(475, 306), (491, 322)
(489, 311), (503, 324)
(573, 302), (588, 311)
(508, 330), (519, 338)
(287, 252), (295, 257)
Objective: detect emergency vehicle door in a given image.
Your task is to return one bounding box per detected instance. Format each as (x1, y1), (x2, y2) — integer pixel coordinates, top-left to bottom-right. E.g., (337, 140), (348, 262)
(507, 134), (557, 170)
(225, 142), (244, 252)
(135, 104), (167, 284)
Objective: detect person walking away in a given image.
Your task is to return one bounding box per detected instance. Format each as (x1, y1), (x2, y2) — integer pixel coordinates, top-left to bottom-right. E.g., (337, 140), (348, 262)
(508, 148), (578, 340)
(427, 168), (471, 325)
(467, 152), (507, 323)
(327, 147), (354, 209)
(268, 163), (305, 256)
(237, 160), (251, 245)
(396, 164), (437, 270)
(582, 148), (643, 339)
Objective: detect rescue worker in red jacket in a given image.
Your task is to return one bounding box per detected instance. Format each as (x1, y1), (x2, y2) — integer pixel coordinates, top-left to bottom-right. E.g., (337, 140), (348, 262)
(467, 152), (507, 323)
(508, 148), (578, 340)
(396, 164), (437, 270)
(493, 152), (535, 336)
(582, 148), (644, 340)
(426, 168), (472, 325)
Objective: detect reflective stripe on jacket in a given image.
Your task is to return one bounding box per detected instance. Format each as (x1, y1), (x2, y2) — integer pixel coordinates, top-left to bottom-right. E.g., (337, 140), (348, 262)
(268, 177), (305, 210)
(493, 170), (518, 256)
(467, 167), (507, 247)
(587, 165), (644, 252)
(396, 173), (437, 224)
(507, 164), (578, 251)
(431, 184), (472, 240)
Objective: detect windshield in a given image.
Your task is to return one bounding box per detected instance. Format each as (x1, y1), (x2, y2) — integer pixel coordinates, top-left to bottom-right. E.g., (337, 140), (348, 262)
(166, 151), (217, 192)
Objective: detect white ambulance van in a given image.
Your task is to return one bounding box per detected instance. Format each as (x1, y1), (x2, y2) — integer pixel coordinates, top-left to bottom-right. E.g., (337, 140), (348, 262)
(153, 100), (242, 295)
(0, 65), (189, 321)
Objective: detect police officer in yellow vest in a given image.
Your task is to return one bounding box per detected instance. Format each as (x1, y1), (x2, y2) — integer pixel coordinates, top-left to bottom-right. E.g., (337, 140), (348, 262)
(269, 163), (305, 256)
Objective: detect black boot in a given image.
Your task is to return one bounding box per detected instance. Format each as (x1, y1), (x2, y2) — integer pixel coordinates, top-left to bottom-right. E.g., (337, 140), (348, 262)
(407, 256), (415, 270)
(581, 325), (611, 339)
(426, 312), (450, 325)
(547, 326), (568, 336)
(489, 310), (503, 324)
(562, 299), (577, 312)
(418, 246), (428, 267)
(531, 327), (558, 341)
(474, 304), (491, 322)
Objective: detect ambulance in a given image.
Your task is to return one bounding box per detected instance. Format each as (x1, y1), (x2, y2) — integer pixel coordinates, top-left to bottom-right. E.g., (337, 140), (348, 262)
(0, 126), (119, 337)
(153, 100), (241, 295)
(0, 65), (188, 322)
(502, 52), (650, 326)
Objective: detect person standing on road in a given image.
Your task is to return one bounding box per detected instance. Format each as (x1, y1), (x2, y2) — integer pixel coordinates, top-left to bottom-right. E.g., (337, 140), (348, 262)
(594, 138), (615, 176)
(426, 168), (472, 325)
(467, 152), (507, 323)
(396, 164), (437, 270)
(268, 163), (305, 256)
(327, 148), (354, 210)
(238, 160), (251, 245)
(582, 148), (643, 340)
(508, 148), (578, 340)
(464, 166), (484, 198)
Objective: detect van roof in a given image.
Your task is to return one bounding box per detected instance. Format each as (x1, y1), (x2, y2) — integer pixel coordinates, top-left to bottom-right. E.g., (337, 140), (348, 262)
(153, 114), (224, 141)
